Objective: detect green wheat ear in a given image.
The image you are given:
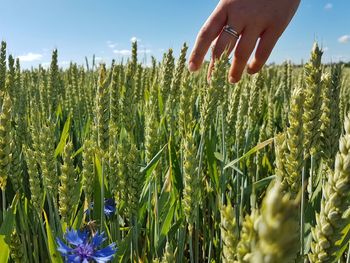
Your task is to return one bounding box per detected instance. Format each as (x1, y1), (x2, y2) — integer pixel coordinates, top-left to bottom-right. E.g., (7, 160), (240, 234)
(82, 138), (96, 203)
(39, 121), (59, 200)
(284, 87), (304, 197)
(182, 130), (201, 227)
(0, 41), (6, 95)
(59, 140), (77, 224)
(9, 133), (22, 193)
(309, 113), (350, 262)
(47, 49), (60, 116)
(10, 230), (24, 262)
(96, 63), (110, 154)
(220, 202), (239, 262)
(23, 145), (43, 214)
(321, 65), (342, 169)
(237, 210), (259, 263)
(303, 43), (323, 158)
(0, 93), (12, 190)
(201, 53), (227, 135)
(160, 48), (175, 107)
(253, 180), (300, 263)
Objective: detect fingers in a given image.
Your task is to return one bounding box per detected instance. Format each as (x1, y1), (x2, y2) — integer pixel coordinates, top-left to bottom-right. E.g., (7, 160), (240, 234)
(207, 24), (243, 80)
(189, 3), (227, 72)
(212, 27), (241, 59)
(247, 29), (280, 74)
(229, 28), (260, 83)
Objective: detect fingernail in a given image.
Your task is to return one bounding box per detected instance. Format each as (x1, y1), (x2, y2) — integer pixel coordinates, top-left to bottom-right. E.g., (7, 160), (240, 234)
(229, 76), (236, 84)
(188, 62), (196, 72)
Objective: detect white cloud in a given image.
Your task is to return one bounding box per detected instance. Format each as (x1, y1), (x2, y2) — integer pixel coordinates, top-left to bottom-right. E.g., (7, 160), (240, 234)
(17, 52), (43, 62)
(324, 3), (333, 10)
(130, 36), (141, 43)
(113, 49), (132, 56)
(107, 41), (118, 49)
(139, 49), (152, 54)
(323, 47), (329, 52)
(338, 35), (350, 44)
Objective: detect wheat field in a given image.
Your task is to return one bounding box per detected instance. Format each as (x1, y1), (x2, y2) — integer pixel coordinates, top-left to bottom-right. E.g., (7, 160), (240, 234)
(0, 40), (349, 263)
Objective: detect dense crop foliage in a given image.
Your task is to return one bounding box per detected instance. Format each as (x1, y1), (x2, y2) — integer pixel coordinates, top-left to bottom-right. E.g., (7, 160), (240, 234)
(0, 40), (349, 262)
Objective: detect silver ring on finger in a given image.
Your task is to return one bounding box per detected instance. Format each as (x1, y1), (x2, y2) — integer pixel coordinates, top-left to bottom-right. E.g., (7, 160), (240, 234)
(223, 25), (239, 39)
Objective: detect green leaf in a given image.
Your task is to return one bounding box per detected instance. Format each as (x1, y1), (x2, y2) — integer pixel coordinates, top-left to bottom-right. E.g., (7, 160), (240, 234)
(158, 178), (171, 220)
(116, 230), (132, 263)
(0, 235), (10, 263)
(55, 114), (71, 157)
(168, 137), (182, 193)
(0, 194), (19, 262)
(140, 143), (167, 200)
(158, 215), (182, 255)
(254, 175), (276, 190)
(93, 154), (102, 224)
(43, 210), (63, 263)
(72, 146), (83, 158)
(332, 222), (350, 262)
(140, 143), (167, 174)
(224, 137), (274, 170)
(160, 201), (175, 237)
(72, 200), (85, 230)
(205, 134), (219, 191)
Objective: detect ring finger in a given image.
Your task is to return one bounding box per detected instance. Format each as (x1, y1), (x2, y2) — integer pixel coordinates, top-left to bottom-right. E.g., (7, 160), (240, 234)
(229, 27), (261, 83)
(208, 23), (243, 80)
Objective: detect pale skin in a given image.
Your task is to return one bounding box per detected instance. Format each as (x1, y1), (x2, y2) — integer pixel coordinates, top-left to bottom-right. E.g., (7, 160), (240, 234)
(188, 0), (301, 83)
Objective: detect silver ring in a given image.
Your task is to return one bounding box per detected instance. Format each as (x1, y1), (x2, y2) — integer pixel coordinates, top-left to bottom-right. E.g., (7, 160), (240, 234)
(223, 25), (239, 39)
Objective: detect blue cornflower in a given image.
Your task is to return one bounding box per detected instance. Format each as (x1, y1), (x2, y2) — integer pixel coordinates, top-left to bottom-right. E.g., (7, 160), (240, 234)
(103, 198), (116, 217)
(85, 198), (116, 217)
(56, 229), (117, 263)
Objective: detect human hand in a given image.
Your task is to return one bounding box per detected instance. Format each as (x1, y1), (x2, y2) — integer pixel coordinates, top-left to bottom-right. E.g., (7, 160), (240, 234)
(188, 0), (300, 83)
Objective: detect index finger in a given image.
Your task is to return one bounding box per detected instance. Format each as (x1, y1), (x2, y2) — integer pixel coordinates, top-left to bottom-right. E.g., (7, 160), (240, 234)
(189, 2), (227, 72)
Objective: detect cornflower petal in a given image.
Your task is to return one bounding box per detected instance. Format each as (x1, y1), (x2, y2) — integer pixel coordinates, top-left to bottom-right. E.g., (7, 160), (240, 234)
(65, 229), (85, 246)
(67, 254), (82, 263)
(92, 231), (106, 247)
(77, 230), (89, 243)
(56, 237), (72, 255)
(57, 229), (117, 263)
(92, 243), (117, 263)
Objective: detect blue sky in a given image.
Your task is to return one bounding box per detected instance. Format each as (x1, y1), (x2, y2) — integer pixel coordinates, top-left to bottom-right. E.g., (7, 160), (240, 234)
(0, 0), (349, 68)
